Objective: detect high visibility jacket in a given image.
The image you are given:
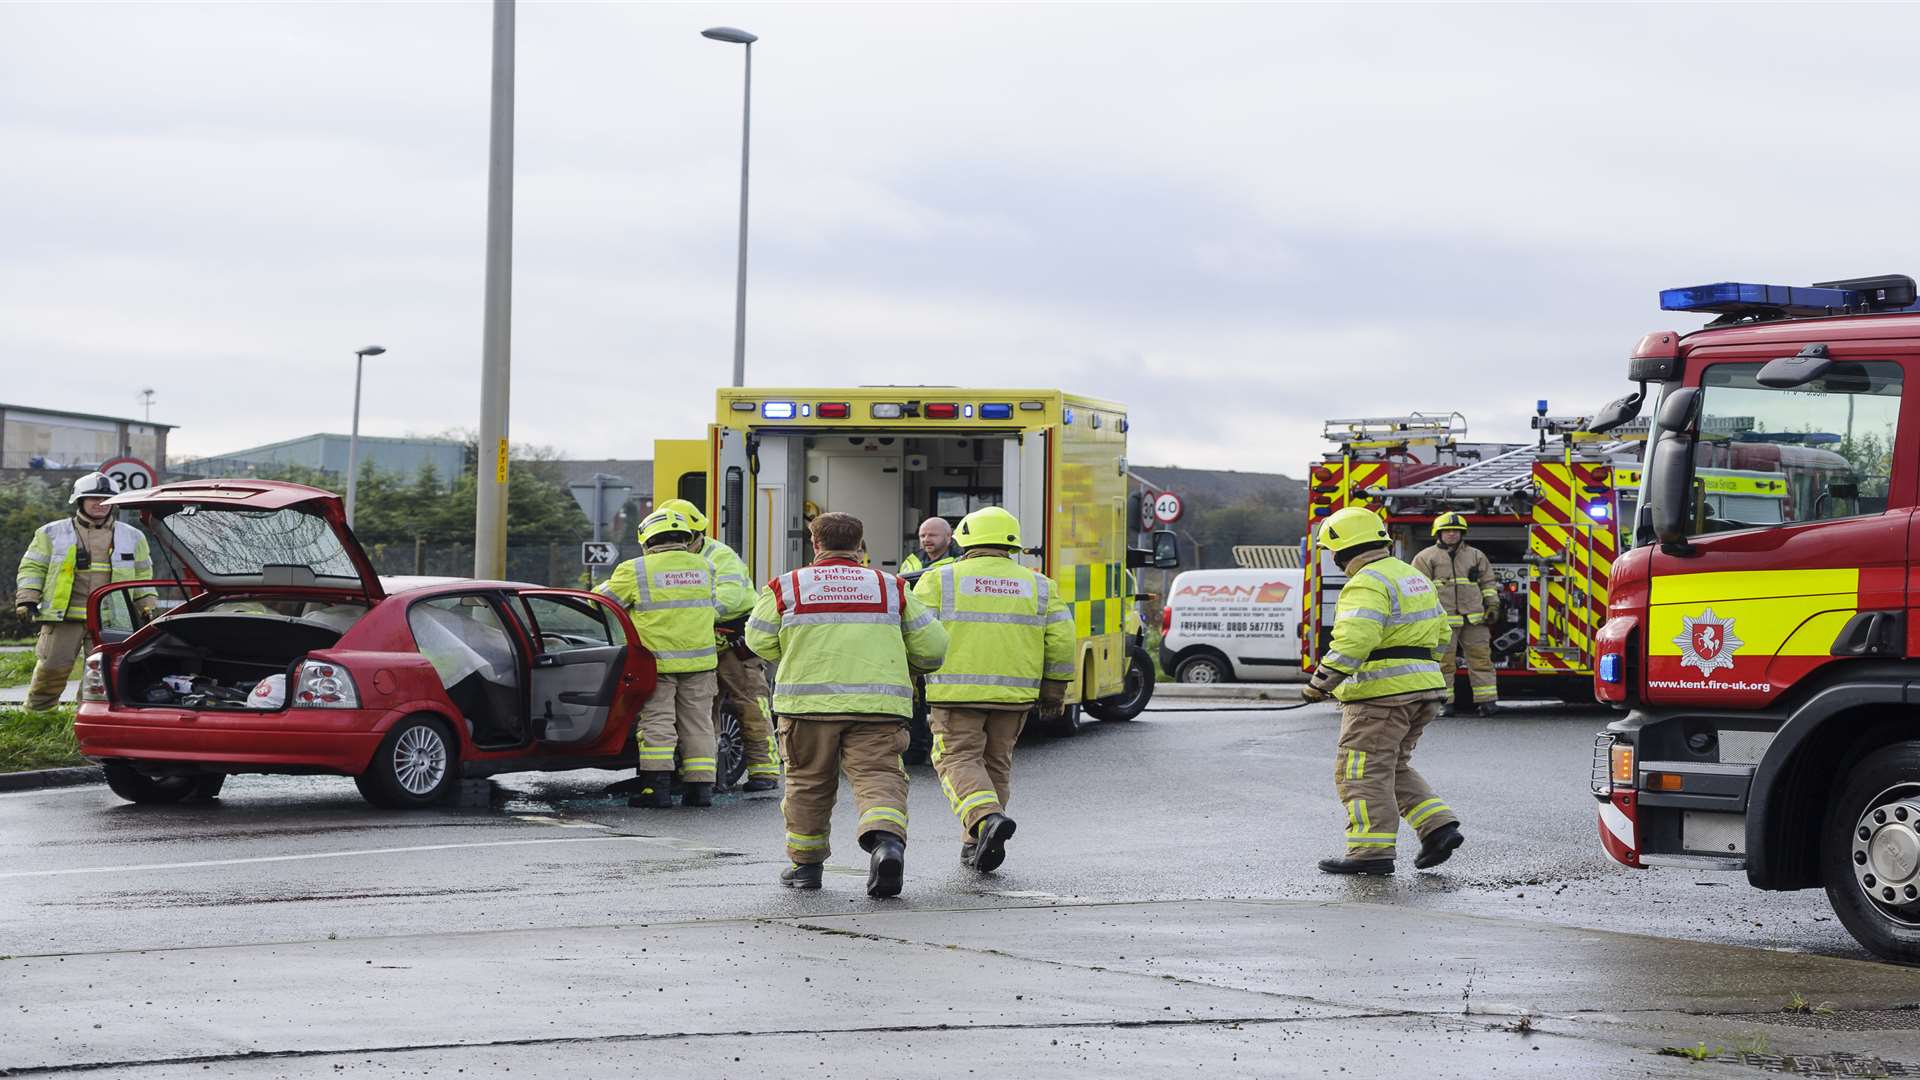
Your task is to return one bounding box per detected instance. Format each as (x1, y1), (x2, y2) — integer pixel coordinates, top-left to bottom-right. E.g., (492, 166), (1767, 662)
(696, 538), (757, 627)
(15, 517), (155, 622)
(912, 553), (1075, 706)
(600, 547), (722, 673)
(745, 558), (948, 719)
(1411, 542), (1499, 626)
(1323, 550), (1449, 702)
(900, 542), (961, 577)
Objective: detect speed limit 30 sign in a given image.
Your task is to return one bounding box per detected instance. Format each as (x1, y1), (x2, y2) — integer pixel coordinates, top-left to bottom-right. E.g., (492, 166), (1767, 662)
(99, 457), (158, 494)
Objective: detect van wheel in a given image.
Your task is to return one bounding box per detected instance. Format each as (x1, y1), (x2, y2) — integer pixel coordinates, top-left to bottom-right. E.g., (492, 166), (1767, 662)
(1086, 645), (1155, 721)
(356, 716), (457, 809)
(1176, 653), (1230, 684)
(102, 762), (195, 805)
(1823, 741), (1920, 964)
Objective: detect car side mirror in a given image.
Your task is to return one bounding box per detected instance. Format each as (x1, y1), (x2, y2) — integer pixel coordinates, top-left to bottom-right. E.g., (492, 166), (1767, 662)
(1151, 530), (1179, 570)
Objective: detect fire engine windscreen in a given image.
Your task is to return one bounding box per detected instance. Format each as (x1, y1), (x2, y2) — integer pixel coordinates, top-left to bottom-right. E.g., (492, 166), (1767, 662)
(1663, 361), (1900, 536)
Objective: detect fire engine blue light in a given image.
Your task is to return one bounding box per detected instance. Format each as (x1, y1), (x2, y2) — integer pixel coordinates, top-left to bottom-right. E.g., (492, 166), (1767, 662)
(981, 403), (1014, 420)
(762, 401), (796, 420)
(1660, 281), (1853, 314)
(1599, 653), (1622, 684)
(1588, 503), (1610, 521)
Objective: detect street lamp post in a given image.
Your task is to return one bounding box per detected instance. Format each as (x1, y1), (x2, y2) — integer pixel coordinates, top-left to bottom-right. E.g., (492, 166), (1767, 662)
(702, 25), (756, 387)
(347, 345), (387, 528)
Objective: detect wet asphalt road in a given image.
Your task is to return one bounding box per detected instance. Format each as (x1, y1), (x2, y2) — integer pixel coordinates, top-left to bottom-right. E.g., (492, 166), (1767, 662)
(0, 698), (1857, 961)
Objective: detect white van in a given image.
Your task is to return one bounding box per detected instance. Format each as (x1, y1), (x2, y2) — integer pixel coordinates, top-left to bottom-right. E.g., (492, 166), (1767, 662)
(1159, 568), (1305, 683)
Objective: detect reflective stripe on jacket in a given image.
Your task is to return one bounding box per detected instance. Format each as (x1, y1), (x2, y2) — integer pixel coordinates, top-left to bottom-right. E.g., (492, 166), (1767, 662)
(600, 548), (720, 673)
(900, 543), (960, 577)
(1410, 542), (1499, 626)
(1323, 551), (1449, 702)
(15, 518), (155, 622)
(744, 558), (948, 719)
(911, 553), (1075, 706)
(697, 537), (758, 625)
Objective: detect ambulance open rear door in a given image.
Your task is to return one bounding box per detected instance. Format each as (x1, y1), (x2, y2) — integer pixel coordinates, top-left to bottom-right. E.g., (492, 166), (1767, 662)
(1000, 428), (1049, 573)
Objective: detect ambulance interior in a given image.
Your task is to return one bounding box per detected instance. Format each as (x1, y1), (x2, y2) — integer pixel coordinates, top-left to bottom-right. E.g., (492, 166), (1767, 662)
(722, 432), (1046, 584)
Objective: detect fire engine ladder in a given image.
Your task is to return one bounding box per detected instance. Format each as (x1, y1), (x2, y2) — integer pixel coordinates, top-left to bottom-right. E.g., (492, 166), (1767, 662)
(1322, 412), (1465, 449)
(1377, 447), (1539, 505)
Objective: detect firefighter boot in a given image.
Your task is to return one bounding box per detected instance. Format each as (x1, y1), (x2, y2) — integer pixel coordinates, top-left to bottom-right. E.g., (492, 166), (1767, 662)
(780, 862), (822, 890)
(1439, 702), (1456, 718)
(1317, 856), (1395, 876)
(1474, 703), (1498, 718)
(971, 813), (1017, 873)
(681, 782), (714, 808)
(960, 842), (976, 867)
(627, 772), (674, 809)
(864, 832), (905, 898)
(1415, 822), (1464, 870)
(743, 776), (779, 793)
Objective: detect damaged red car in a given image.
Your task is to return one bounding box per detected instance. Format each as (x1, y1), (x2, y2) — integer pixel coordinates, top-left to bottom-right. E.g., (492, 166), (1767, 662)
(74, 480), (668, 808)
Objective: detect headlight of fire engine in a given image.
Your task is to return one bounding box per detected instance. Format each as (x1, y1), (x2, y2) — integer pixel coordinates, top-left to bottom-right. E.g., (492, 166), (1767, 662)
(1610, 742), (1635, 789)
(293, 661), (360, 709)
(81, 652), (108, 703)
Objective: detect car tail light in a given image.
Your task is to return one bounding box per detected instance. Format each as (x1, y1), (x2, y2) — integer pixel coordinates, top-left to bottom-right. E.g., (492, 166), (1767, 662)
(293, 660), (359, 708)
(1161, 605), (1172, 635)
(81, 652), (108, 702)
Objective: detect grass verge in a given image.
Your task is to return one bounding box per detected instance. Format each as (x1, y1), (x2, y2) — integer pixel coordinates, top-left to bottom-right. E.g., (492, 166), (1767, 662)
(0, 706), (85, 772)
(0, 652), (36, 689)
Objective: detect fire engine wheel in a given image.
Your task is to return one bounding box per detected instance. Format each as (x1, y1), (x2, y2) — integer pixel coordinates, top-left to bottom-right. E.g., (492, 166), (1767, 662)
(356, 716), (457, 809)
(1824, 742), (1920, 964)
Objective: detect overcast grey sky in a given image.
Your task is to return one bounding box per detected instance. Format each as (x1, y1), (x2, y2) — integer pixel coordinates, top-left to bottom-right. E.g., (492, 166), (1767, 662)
(5, 3), (1917, 473)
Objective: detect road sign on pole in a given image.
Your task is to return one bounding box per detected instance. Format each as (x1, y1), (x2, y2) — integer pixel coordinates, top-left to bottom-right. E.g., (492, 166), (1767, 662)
(99, 457), (157, 494)
(569, 474), (631, 583)
(1152, 491), (1184, 525)
(581, 541), (619, 568)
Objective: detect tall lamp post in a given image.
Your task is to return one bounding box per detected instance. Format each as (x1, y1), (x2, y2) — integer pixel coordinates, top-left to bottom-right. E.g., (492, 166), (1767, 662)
(702, 25), (756, 387)
(346, 345), (386, 528)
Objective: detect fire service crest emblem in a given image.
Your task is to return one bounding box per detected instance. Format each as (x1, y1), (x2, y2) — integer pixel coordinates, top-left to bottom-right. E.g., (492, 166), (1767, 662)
(1673, 608), (1743, 678)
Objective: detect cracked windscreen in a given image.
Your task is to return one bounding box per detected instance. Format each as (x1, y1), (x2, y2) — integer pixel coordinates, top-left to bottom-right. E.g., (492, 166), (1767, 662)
(156, 507), (361, 582)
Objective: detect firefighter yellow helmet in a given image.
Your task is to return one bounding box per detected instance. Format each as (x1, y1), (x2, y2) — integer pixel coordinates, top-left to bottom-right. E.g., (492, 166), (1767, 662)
(638, 509), (696, 546)
(956, 506), (1022, 549)
(1431, 511), (1469, 536)
(657, 498), (709, 534)
(1316, 506), (1389, 553)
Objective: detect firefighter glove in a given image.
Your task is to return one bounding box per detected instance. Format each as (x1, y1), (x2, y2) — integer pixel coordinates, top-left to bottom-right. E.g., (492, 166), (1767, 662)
(1038, 678), (1070, 718)
(1299, 682), (1328, 703)
(14, 602), (36, 621)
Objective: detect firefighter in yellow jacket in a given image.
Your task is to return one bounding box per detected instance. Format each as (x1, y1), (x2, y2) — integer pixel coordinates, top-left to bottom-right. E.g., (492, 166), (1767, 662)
(599, 509), (752, 808)
(1410, 512), (1500, 716)
(656, 498), (780, 791)
(746, 512), (948, 897)
(14, 473), (157, 712)
(1300, 507), (1465, 875)
(911, 507), (1073, 873)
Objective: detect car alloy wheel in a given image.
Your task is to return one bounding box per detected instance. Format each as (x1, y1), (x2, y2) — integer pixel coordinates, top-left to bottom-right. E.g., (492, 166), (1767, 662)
(394, 723), (449, 795)
(1177, 655), (1225, 684)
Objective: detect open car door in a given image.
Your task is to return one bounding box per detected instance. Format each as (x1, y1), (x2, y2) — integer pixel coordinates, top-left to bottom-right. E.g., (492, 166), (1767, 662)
(85, 580), (198, 645)
(515, 590), (656, 752)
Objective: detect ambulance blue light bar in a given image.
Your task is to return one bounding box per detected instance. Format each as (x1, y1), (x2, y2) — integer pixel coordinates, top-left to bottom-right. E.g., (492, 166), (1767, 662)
(980, 403), (1013, 420)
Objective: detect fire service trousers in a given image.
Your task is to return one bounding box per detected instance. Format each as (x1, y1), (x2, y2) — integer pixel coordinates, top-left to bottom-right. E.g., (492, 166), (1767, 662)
(777, 714), (909, 865)
(1439, 623), (1497, 704)
(638, 670), (718, 783)
(1334, 693), (1459, 860)
(928, 705), (1025, 837)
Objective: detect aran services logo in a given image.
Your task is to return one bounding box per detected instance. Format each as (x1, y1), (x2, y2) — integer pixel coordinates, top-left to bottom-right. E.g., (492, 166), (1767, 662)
(1673, 608), (1743, 678)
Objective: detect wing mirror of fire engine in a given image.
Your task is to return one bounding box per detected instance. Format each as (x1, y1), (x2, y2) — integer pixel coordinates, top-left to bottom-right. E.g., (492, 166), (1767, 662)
(1586, 386), (1645, 435)
(1645, 387), (1702, 549)
(1756, 343), (1833, 389)
(1654, 386), (1699, 433)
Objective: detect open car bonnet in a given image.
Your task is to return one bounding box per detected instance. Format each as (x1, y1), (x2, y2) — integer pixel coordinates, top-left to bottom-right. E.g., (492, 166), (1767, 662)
(106, 480), (385, 601)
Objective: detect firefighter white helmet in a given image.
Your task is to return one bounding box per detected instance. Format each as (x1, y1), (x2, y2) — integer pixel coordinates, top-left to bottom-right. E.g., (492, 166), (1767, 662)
(69, 472), (116, 504)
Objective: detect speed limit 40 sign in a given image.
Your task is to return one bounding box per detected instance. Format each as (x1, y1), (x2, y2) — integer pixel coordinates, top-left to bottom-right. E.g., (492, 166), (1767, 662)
(99, 456), (157, 494)
(1152, 491), (1184, 525)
